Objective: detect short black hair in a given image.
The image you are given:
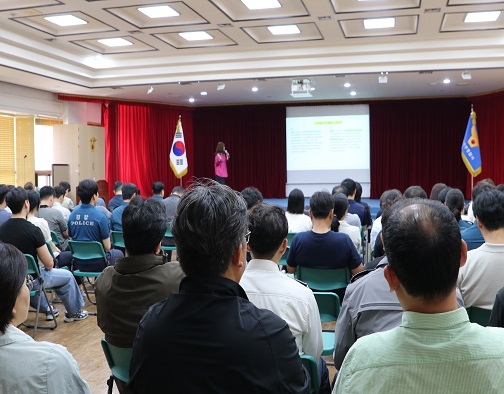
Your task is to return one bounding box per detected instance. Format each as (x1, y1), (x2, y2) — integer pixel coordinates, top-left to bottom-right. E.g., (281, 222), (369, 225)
(122, 183), (138, 200)
(384, 199), (461, 302)
(332, 185), (344, 195)
(379, 189), (402, 211)
(113, 181), (124, 192)
(472, 181), (495, 201)
(171, 186), (185, 195)
(430, 183), (447, 200)
(122, 196), (168, 255)
(0, 184), (9, 205)
(310, 191), (333, 219)
(437, 187), (451, 204)
(172, 181), (248, 277)
(54, 185), (66, 199)
(6, 187), (28, 214)
(332, 193), (349, 220)
(341, 179), (356, 197)
(445, 188), (465, 222)
(27, 190), (40, 213)
(152, 181), (164, 195)
(355, 182), (363, 203)
(59, 181), (71, 192)
(403, 186), (427, 199)
(473, 189), (504, 231)
(248, 204), (288, 260)
(24, 182), (35, 191)
(39, 185), (54, 201)
(287, 189), (305, 214)
(0, 243), (28, 334)
(241, 187), (263, 210)
(77, 179), (98, 204)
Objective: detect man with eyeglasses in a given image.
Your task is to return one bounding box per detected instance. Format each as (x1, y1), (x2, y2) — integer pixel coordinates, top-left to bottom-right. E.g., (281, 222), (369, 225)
(129, 181), (309, 393)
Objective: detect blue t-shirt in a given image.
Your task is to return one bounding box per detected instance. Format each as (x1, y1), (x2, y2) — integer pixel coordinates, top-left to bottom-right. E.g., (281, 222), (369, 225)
(110, 202), (128, 231)
(287, 230), (362, 271)
(461, 220), (485, 251)
(0, 209), (11, 226)
(108, 195), (123, 212)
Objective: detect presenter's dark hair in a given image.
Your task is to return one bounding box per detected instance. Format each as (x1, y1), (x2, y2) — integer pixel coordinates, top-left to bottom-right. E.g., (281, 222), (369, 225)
(404, 185), (427, 199)
(113, 181), (124, 192)
(341, 179), (356, 197)
(473, 189), (504, 231)
(430, 183), (447, 201)
(27, 191), (40, 213)
(0, 243), (28, 334)
(121, 183), (137, 200)
(152, 181), (164, 195)
(384, 199), (461, 302)
(248, 204), (288, 260)
(331, 193), (349, 232)
(241, 187), (263, 210)
(59, 181), (71, 192)
(6, 187), (28, 214)
(122, 196), (168, 255)
(77, 179), (99, 204)
(445, 188), (465, 222)
(0, 184), (10, 205)
(39, 186), (54, 201)
(172, 181), (248, 277)
(287, 189), (305, 214)
(215, 142), (225, 154)
(54, 186), (66, 199)
(310, 191), (333, 219)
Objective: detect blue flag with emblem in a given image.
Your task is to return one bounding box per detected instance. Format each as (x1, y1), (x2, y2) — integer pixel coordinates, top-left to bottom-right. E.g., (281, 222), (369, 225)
(461, 109), (482, 177)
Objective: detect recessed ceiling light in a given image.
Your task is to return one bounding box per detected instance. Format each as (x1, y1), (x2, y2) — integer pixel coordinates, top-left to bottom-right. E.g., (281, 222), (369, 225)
(200, 91), (207, 95)
(138, 5), (179, 18)
(464, 11), (501, 23)
(252, 86), (258, 92)
(443, 78), (451, 84)
(344, 82), (351, 88)
(98, 38), (133, 47)
(350, 91), (357, 96)
(364, 18), (395, 29)
(268, 25), (300, 35)
(189, 98), (195, 103)
(241, 0), (281, 10)
(179, 31), (213, 41)
(45, 15), (87, 26)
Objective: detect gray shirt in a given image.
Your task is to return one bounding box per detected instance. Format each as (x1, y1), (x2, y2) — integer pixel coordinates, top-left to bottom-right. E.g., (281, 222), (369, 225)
(162, 194), (181, 222)
(38, 206), (68, 250)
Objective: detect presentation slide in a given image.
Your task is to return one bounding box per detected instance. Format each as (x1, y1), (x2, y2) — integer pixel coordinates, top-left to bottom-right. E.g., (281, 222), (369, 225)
(286, 105), (370, 196)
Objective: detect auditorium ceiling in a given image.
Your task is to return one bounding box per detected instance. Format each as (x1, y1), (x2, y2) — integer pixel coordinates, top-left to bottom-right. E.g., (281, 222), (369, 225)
(1, 0), (503, 105)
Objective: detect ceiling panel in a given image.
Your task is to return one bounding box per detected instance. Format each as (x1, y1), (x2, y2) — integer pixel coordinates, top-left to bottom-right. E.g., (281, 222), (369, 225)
(242, 22), (323, 44)
(209, 0), (309, 22)
(330, 0), (420, 13)
(340, 15), (418, 38)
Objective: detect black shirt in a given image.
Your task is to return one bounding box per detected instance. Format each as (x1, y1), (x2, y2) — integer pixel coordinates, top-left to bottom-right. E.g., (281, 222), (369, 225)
(129, 276), (309, 394)
(0, 218), (45, 263)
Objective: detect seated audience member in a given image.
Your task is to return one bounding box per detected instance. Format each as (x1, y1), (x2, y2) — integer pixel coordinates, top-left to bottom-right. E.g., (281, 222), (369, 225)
(110, 183), (137, 231)
(24, 181), (36, 191)
(37, 186), (70, 252)
(53, 185), (71, 222)
(340, 178), (366, 226)
(128, 182), (309, 394)
(0, 243), (91, 393)
(332, 185), (361, 229)
(369, 189), (401, 251)
(0, 187), (87, 322)
(108, 181), (123, 212)
(162, 186), (184, 222)
(287, 191), (363, 288)
(285, 188), (312, 233)
(429, 182), (447, 200)
(240, 204), (330, 394)
(354, 182), (373, 227)
(96, 197), (184, 393)
(333, 199), (504, 394)
(403, 185), (428, 199)
(68, 179), (123, 272)
(458, 189), (504, 309)
(466, 178), (495, 222)
(241, 186), (263, 210)
(331, 193), (361, 252)
(0, 184), (12, 226)
(462, 182), (495, 251)
(437, 187), (451, 204)
(489, 287), (504, 328)
(26, 191), (60, 255)
(59, 181), (75, 211)
(445, 188), (472, 230)
(150, 181), (164, 201)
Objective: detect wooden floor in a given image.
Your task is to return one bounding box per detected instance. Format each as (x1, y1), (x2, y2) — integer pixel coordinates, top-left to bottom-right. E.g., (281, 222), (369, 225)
(20, 295), (337, 394)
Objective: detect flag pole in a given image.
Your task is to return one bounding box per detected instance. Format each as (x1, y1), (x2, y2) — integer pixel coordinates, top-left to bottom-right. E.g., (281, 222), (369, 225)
(179, 115), (183, 188)
(470, 104), (474, 193)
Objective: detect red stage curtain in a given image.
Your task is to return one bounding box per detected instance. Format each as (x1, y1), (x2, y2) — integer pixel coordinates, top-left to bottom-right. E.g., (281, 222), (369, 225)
(193, 105), (286, 197)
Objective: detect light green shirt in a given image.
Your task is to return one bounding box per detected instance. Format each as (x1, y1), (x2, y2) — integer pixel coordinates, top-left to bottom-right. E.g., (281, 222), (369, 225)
(334, 307), (504, 394)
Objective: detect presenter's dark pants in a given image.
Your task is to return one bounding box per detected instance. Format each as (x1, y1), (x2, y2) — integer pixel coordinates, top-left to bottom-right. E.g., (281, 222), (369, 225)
(215, 175), (226, 184)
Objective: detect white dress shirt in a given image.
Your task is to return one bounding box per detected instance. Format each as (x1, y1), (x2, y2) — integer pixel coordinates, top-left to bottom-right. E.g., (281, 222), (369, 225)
(285, 212), (312, 233)
(338, 220), (361, 252)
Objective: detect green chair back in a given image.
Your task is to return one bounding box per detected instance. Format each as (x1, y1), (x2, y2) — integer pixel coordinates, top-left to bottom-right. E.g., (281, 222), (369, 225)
(301, 354), (320, 394)
(50, 230), (60, 247)
(466, 307), (491, 327)
(296, 267), (350, 292)
(25, 254), (39, 277)
(101, 338), (133, 384)
(110, 231), (125, 249)
(68, 240), (107, 261)
(278, 232), (298, 267)
(313, 292), (341, 322)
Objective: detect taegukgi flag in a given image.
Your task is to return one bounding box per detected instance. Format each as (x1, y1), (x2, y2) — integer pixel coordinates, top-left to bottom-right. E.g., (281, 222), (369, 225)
(461, 109), (482, 177)
(169, 116), (188, 178)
